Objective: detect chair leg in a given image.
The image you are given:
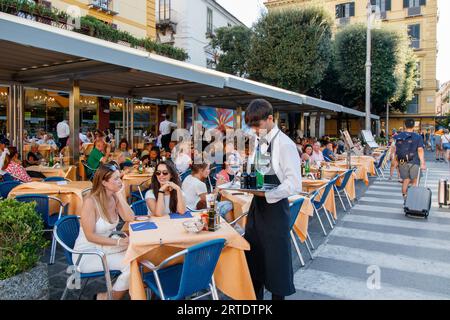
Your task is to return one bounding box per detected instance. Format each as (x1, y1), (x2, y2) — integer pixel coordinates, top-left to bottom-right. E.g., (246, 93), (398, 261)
(49, 235), (57, 265)
(61, 284), (70, 300)
(344, 189), (353, 209)
(307, 233), (315, 250)
(304, 239), (314, 260)
(314, 207), (327, 236)
(211, 277), (220, 300)
(290, 231), (305, 267)
(335, 186), (347, 212)
(322, 207), (334, 229)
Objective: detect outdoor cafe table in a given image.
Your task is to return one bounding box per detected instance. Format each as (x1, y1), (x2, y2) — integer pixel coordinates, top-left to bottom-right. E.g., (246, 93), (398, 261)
(309, 166), (356, 200)
(8, 181), (92, 215)
(26, 165), (77, 181)
(332, 159), (374, 186)
(23, 144), (54, 159)
(302, 179), (337, 219)
(122, 168), (154, 199)
(220, 191), (314, 243)
(123, 213), (256, 300)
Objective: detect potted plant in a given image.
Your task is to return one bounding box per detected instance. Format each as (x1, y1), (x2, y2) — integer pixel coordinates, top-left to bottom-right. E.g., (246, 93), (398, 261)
(0, 199), (49, 300)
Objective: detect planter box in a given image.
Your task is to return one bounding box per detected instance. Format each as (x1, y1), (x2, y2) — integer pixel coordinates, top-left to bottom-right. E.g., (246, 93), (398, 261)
(0, 263), (49, 300)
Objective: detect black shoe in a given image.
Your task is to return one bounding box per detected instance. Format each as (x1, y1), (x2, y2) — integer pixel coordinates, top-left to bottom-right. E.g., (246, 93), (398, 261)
(92, 294), (98, 300)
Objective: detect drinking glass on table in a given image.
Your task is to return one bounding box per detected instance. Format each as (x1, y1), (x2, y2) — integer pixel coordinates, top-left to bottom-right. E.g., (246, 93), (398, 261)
(228, 153), (241, 187)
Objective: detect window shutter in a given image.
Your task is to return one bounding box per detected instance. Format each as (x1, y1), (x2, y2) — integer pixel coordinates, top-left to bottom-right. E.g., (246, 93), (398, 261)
(371, 0), (376, 5)
(386, 0), (391, 11)
(404, 0), (409, 8)
(350, 2), (355, 17)
(420, 0), (426, 6)
(335, 5), (340, 18)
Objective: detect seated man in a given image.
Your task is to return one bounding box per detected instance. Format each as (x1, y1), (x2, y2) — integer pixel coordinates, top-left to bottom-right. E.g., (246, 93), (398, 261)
(24, 143), (43, 167)
(322, 141), (337, 162)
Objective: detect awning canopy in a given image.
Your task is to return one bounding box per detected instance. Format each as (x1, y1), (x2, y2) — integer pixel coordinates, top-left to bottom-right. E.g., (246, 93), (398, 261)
(0, 12), (379, 120)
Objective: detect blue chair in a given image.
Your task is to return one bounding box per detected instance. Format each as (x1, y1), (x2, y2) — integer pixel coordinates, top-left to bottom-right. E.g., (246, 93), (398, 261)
(53, 216), (121, 300)
(131, 200), (150, 216)
(179, 169), (192, 182)
(82, 160), (97, 181)
(0, 180), (22, 199)
(15, 194), (68, 264)
(129, 178), (152, 204)
(288, 197), (313, 267)
(310, 176), (339, 236)
(43, 176), (71, 182)
(140, 238), (226, 300)
(374, 151), (388, 179)
(334, 168), (357, 211)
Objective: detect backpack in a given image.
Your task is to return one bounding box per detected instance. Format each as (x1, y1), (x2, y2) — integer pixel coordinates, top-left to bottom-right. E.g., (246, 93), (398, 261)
(395, 133), (416, 163)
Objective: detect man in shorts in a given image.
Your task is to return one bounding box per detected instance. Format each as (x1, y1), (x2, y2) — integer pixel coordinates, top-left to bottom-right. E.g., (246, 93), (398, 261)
(393, 119), (427, 201)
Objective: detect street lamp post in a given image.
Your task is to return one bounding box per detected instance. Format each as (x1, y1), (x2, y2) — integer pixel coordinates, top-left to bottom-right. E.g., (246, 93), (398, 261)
(365, 0), (372, 131)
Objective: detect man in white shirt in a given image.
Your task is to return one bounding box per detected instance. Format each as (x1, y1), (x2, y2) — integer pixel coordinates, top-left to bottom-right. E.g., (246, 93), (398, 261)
(56, 119), (70, 148)
(244, 99), (302, 301)
(0, 138), (10, 175)
(159, 114), (177, 151)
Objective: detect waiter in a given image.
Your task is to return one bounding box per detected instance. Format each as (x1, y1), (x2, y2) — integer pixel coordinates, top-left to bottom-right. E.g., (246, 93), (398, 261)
(159, 114), (177, 151)
(244, 99), (302, 300)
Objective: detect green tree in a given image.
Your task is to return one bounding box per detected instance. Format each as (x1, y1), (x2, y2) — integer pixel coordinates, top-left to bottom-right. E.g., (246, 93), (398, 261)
(390, 48), (419, 112)
(333, 23), (414, 115)
(247, 7), (333, 93)
(211, 25), (252, 77)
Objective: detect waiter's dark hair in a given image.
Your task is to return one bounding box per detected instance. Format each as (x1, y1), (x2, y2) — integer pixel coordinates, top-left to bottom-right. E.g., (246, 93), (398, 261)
(245, 99), (273, 127)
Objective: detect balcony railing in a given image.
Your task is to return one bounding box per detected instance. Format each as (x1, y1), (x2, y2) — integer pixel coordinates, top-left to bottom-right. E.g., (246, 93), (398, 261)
(407, 6), (421, 17)
(410, 39), (420, 49)
(380, 11), (387, 20)
(337, 17), (350, 26)
(88, 0), (118, 16)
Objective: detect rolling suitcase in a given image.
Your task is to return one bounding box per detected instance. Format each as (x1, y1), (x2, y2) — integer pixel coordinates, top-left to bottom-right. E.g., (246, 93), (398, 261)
(438, 179), (449, 208)
(404, 169), (431, 218)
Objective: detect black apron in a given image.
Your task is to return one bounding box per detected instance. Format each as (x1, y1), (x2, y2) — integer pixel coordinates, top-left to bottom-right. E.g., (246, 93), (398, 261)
(244, 132), (295, 297)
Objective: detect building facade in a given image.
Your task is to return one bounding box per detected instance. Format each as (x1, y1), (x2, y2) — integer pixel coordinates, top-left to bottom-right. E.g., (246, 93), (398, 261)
(155, 0), (245, 68)
(265, 0), (439, 132)
(436, 80), (450, 117)
(42, 0), (156, 39)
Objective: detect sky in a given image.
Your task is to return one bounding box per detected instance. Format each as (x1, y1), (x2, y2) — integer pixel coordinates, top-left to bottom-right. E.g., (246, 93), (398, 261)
(217, 0), (450, 85)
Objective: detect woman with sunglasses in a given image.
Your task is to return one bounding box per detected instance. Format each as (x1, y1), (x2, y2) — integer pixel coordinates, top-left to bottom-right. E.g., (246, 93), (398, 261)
(73, 162), (136, 300)
(145, 161), (186, 217)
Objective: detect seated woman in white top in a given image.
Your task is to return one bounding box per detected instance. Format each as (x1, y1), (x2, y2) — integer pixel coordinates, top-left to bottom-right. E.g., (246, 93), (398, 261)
(182, 163), (234, 221)
(73, 162), (136, 300)
(310, 142), (325, 165)
(145, 161), (186, 216)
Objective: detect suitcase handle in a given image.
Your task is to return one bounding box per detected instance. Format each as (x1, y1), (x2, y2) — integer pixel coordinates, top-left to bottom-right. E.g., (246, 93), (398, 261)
(417, 168), (428, 188)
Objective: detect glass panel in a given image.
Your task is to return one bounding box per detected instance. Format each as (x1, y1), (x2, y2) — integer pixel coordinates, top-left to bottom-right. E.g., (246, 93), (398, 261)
(0, 86), (7, 138)
(406, 95), (419, 114)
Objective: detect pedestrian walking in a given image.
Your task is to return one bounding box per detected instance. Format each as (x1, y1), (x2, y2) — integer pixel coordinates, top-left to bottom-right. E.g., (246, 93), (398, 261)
(393, 119), (426, 201)
(435, 129), (444, 161)
(442, 129), (450, 163)
(56, 119), (70, 149)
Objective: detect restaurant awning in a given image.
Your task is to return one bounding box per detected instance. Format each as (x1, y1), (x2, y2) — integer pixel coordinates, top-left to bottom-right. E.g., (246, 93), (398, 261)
(0, 12), (380, 120)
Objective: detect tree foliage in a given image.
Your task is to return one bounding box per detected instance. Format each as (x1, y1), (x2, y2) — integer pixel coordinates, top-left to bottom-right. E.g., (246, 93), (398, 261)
(247, 7), (333, 93)
(211, 25), (252, 77)
(333, 23), (416, 114)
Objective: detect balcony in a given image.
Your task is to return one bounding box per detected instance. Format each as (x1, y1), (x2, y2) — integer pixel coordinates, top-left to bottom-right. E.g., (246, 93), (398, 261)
(156, 9), (178, 45)
(407, 6), (421, 17)
(336, 17), (350, 27)
(380, 11), (387, 20)
(410, 39), (420, 49)
(88, 0), (118, 16)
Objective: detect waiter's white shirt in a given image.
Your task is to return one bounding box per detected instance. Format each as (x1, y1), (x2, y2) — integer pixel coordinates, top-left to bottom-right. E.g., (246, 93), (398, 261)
(57, 121), (70, 139)
(0, 148), (10, 175)
(159, 120), (177, 135)
(249, 125), (302, 204)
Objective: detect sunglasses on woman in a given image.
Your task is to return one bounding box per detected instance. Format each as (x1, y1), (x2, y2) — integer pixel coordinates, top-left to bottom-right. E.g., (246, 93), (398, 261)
(155, 170), (170, 176)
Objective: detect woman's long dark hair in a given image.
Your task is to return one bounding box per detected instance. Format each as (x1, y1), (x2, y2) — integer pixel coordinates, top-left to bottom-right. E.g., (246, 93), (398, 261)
(2, 146), (18, 170)
(151, 161), (181, 213)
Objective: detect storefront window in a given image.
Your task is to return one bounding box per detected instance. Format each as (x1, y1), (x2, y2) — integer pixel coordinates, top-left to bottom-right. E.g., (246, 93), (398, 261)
(133, 101), (159, 150)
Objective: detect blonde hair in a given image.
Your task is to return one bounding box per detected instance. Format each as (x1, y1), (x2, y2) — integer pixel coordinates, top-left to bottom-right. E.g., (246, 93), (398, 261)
(90, 164), (117, 224)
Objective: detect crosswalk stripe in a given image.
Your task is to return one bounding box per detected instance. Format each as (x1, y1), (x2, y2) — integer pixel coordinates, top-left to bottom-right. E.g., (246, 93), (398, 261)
(352, 204), (404, 213)
(293, 269), (449, 300)
(331, 226), (450, 252)
(343, 214), (450, 233)
(359, 197), (403, 205)
(315, 244), (450, 281)
(365, 190), (404, 197)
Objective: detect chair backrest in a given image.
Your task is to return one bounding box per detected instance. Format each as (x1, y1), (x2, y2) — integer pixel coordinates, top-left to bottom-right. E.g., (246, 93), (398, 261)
(312, 177), (339, 207)
(43, 176), (69, 182)
(376, 152), (387, 169)
(336, 169), (355, 191)
(180, 169), (192, 182)
(131, 200), (149, 216)
(54, 216), (80, 265)
(0, 181), (22, 199)
(176, 238), (226, 299)
(289, 197), (305, 230)
(15, 194), (51, 226)
(82, 161), (96, 180)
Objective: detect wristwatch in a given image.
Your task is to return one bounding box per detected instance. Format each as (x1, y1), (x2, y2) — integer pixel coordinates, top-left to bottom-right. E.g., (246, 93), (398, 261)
(158, 190), (165, 194)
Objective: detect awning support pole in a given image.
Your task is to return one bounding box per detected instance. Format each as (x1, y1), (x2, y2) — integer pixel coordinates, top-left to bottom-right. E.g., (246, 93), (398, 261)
(69, 80), (80, 165)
